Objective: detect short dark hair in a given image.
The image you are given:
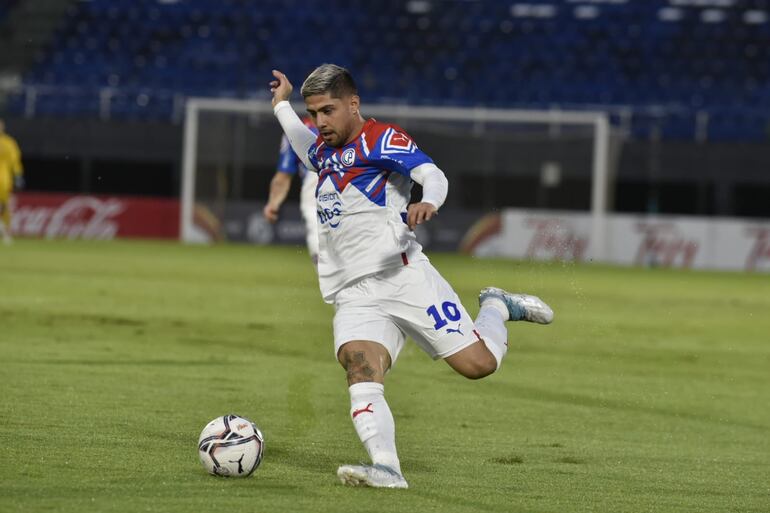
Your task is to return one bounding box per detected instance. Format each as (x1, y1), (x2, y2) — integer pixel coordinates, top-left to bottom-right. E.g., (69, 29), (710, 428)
(300, 63), (358, 98)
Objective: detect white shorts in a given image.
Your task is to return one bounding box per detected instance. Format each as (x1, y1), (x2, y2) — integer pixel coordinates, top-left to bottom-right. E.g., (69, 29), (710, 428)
(300, 173), (319, 258)
(332, 259), (481, 365)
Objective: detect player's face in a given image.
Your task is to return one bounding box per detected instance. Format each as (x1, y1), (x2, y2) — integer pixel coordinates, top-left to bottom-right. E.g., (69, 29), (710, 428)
(305, 93), (360, 147)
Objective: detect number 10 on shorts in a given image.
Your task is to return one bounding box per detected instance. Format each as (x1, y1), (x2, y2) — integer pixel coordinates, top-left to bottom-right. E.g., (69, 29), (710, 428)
(426, 302), (461, 330)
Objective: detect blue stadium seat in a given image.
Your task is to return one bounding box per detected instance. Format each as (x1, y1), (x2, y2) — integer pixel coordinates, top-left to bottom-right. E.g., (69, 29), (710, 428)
(4, 0), (768, 140)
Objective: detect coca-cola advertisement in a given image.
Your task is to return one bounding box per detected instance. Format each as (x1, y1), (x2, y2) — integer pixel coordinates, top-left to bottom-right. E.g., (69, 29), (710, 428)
(11, 192), (180, 240)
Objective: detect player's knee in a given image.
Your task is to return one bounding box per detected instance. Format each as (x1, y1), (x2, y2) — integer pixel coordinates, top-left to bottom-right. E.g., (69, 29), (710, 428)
(444, 341), (498, 379)
(459, 355), (497, 380)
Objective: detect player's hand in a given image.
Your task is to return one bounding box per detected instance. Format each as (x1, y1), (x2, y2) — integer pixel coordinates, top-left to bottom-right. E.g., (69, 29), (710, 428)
(407, 202), (437, 230)
(13, 176), (25, 191)
(269, 70), (293, 107)
(263, 203), (280, 223)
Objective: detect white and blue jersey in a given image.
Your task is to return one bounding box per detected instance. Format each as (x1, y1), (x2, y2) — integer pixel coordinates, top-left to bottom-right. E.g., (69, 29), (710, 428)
(307, 119), (434, 301)
(277, 117), (318, 179)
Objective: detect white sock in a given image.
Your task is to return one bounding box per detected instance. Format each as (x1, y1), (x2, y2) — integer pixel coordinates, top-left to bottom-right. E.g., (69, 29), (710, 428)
(482, 297), (510, 320)
(475, 305), (509, 369)
(348, 382), (401, 474)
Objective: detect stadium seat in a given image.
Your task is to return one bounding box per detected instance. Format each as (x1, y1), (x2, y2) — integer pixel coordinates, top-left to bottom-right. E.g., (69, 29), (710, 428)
(3, 0), (768, 141)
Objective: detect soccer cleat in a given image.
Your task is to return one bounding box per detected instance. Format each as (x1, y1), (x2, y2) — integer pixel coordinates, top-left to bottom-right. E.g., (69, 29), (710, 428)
(337, 464), (409, 489)
(479, 287), (554, 324)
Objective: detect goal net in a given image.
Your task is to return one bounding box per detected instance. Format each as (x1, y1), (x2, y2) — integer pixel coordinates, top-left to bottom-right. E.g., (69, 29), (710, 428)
(180, 99), (616, 261)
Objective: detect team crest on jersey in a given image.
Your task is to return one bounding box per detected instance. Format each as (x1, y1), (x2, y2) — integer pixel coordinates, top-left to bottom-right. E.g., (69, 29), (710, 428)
(341, 148), (356, 167)
(381, 127), (416, 154)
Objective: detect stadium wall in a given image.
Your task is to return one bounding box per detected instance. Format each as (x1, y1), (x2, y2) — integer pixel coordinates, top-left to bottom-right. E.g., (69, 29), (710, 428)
(187, 200), (770, 273)
(471, 210), (770, 273)
(6, 116), (770, 218)
(10, 192), (768, 272)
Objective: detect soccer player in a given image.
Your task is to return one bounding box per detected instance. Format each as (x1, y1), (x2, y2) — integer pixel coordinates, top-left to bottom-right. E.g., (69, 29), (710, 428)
(269, 64), (554, 489)
(263, 117), (320, 264)
(0, 119), (24, 244)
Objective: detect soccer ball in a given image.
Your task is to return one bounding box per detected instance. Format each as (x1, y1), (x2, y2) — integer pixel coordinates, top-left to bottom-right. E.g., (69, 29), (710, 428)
(197, 414), (265, 477)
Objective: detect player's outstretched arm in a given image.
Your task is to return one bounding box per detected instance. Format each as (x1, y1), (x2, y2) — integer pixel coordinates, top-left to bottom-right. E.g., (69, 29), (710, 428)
(270, 70), (317, 170)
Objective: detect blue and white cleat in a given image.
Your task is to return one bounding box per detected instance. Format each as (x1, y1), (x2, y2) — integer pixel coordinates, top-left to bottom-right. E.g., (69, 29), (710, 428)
(337, 464), (409, 489)
(479, 287), (554, 324)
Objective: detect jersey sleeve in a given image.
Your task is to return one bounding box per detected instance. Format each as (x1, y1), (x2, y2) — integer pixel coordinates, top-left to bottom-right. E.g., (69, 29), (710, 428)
(273, 100), (317, 171)
(276, 134), (299, 175)
(369, 124), (433, 177)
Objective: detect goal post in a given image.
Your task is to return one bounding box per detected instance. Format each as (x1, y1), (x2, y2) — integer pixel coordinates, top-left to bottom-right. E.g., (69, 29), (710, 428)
(180, 98), (614, 261)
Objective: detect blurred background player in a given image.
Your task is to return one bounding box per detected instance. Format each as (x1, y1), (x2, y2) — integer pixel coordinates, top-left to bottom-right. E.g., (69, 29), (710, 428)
(263, 117), (320, 264)
(0, 119), (24, 244)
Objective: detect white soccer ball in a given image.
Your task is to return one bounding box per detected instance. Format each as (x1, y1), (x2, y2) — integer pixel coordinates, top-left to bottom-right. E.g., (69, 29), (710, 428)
(197, 414), (265, 477)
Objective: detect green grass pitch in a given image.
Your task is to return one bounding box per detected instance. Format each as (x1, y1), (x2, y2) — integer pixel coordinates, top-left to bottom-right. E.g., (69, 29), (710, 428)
(1, 239), (768, 512)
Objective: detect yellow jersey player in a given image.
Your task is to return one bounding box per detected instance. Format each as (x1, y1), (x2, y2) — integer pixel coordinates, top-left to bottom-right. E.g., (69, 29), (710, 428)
(0, 119), (24, 244)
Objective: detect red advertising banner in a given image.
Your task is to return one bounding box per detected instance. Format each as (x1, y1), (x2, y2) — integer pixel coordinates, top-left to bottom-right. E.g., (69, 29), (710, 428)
(10, 192), (179, 240)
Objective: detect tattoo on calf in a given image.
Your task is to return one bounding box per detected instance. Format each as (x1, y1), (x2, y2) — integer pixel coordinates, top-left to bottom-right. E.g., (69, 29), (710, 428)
(344, 351), (378, 383)
(349, 351), (366, 365)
